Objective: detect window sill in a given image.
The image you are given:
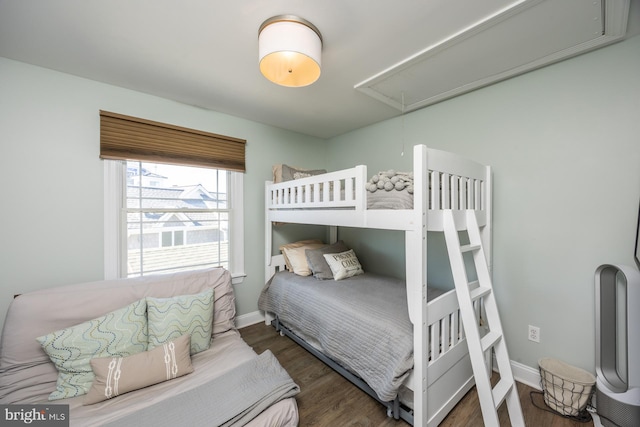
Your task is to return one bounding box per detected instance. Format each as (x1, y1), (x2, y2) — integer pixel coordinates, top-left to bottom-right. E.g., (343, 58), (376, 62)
(231, 273), (246, 285)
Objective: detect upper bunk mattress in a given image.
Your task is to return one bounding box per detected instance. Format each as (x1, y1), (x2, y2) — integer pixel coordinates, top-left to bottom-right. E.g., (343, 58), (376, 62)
(258, 272), (444, 402)
(367, 188), (413, 209)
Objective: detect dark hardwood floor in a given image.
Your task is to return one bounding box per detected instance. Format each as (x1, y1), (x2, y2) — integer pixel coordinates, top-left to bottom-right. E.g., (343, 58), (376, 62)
(239, 322), (594, 427)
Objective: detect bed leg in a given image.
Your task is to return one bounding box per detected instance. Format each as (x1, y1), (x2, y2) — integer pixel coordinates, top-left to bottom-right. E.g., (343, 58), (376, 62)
(393, 397), (400, 420)
(274, 317), (285, 336)
(386, 397), (400, 420)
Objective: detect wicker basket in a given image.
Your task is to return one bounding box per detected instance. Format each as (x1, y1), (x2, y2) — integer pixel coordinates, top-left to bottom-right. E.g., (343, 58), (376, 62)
(538, 358), (596, 417)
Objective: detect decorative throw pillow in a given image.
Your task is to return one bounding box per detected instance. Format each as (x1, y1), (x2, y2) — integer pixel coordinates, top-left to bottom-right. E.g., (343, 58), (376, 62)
(272, 164), (285, 183)
(281, 164), (327, 182)
(282, 244), (327, 276)
(305, 241), (350, 279)
(279, 239), (324, 273)
(147, 288), (214, 355)
(323, 249), (365, 280)
(84, 334), (193, 405)
(36, 298), (148, 401)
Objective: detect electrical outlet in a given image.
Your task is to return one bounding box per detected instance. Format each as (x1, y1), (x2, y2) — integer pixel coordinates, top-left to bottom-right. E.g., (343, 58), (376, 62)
(528, 325), (540, 343)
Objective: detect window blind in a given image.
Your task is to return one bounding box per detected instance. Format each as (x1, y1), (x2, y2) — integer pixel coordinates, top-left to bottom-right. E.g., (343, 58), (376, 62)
(99, 110), (246, 172)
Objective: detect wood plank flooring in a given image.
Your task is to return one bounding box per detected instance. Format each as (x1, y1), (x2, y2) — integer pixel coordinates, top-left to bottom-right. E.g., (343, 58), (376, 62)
(240, 322), (594, 427)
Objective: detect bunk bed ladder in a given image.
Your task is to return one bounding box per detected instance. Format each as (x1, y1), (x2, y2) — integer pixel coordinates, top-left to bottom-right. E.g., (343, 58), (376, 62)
(443, 209), (525, 427)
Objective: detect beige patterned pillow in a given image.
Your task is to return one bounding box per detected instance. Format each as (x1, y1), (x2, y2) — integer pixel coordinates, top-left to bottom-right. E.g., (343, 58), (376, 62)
(282, 244), (326, 276)
(84, 334), (193, 405)
(272, 164), (327, 183)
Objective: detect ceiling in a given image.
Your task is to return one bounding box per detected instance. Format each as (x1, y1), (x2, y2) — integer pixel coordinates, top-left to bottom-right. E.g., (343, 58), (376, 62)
(0, 0), (632, 139)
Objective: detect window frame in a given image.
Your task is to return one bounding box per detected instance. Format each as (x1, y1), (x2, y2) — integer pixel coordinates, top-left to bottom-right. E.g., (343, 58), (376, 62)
(103, 160), (245, 284)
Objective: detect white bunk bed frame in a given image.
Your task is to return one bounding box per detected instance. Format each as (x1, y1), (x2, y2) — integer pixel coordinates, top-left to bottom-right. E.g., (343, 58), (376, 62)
(264, 145), (492, 427)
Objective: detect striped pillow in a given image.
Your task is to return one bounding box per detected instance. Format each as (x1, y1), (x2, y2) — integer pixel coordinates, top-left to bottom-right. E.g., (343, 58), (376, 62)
(147, 288), (214, 355)
(36, 298), (148, 400)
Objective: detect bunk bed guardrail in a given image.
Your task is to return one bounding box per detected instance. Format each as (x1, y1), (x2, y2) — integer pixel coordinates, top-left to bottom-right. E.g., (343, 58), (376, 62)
(266, 145), (490, 232)
(268, 165), (367, 210)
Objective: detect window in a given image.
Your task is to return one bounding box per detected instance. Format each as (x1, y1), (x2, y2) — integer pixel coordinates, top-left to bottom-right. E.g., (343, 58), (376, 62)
(100, 111), (246, 284)
(104, 160), (245, 283)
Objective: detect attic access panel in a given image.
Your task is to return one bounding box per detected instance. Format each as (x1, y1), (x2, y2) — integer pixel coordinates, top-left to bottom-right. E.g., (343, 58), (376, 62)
(355, 0), (630, 112)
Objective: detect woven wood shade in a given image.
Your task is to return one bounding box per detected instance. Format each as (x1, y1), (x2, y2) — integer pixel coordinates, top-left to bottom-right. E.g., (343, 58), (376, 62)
(100, 111), (246, 172)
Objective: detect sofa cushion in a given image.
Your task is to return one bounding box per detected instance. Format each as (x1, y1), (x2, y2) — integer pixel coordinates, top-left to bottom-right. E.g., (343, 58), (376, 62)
(147, 289), (214, 355)
(84, 334), (193, 405)
(36, 298), (148, 401)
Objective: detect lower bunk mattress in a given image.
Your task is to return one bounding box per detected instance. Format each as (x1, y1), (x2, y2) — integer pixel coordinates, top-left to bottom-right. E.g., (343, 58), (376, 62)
(258, 271), (445, 403)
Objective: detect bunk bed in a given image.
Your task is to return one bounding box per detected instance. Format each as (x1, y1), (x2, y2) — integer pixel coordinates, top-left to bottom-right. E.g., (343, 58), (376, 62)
(261, 145), (492, 427)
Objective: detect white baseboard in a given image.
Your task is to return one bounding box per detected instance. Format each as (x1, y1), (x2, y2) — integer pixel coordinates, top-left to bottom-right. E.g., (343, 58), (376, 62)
(511, 360), (542, 390)
(235, 310), (265, 329)
(493, 354), (541, 391)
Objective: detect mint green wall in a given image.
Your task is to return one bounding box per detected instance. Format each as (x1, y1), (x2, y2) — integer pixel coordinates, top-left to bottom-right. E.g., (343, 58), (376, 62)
(0, 57), (326, 333)
(327, 34), (640, 373)
(1, 18), (638, 376)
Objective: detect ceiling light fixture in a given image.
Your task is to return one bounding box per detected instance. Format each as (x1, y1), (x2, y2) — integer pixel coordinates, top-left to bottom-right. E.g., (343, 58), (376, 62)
(258, 15), (322, 88)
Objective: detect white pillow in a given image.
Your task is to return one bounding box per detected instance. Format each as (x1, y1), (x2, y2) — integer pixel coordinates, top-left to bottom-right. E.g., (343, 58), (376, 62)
(323, 249), (364, 280)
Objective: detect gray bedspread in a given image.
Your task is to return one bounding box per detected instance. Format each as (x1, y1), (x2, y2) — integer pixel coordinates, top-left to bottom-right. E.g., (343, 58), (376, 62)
(258, 272), (444, 402)
(103, 350), (299, 427)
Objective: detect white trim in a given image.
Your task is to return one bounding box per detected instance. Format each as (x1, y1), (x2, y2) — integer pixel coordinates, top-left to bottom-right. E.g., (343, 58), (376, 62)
(103, 161), (124, 280)
(231, 273), (246, 286)
(492, 354), (542, 391)
(229, 172), (245, 284)
(511, 360), (542, 390)
(235, 311), (264, 329)
(355, 0), (630, 113)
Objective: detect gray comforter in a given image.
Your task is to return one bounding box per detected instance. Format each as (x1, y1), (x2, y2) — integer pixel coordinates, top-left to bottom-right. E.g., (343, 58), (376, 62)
(103, 350), (299, 427)
(258, 272), (443, 402)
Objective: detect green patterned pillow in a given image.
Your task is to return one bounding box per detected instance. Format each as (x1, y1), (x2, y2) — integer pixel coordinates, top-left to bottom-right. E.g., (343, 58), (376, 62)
(147, 288), (214, 355)
(36, 298), (148, 401)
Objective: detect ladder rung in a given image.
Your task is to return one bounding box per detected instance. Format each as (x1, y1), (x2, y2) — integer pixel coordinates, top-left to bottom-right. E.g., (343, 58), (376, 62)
(460, 243), (481, 253)
(470, 285), (492, 301)
(492, 378), (514, 407)
(481, 330), (502, 352)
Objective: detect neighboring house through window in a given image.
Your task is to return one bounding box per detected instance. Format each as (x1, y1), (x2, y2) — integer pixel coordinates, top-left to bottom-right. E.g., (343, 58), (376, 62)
(126, 161), (230, 276)
(104, 160), (245, 283)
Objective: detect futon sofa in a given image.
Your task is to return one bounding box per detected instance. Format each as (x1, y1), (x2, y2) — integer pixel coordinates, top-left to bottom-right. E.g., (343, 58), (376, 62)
(0, 268), (299, 426)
